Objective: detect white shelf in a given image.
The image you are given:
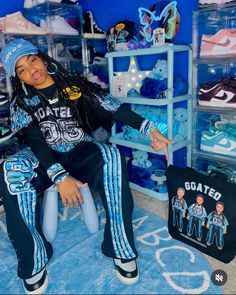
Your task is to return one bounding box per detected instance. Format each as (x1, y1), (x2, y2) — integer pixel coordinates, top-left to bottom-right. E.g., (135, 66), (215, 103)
(107, 45), (193, 201)
(110, 132), (191, 155)
(120, 94), (192, 106)
(105, 44), (191, 58)
(129, 182), (168, 201)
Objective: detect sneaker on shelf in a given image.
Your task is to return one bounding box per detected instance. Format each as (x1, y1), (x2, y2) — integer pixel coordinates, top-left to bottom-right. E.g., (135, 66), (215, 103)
(0, 94), (9, 106)
(5, 11), (47, 35)
(113, 259), (139, 285)
(199, 0), (234, 5)
(24, 0), (45, 8)
(200, 129), (236, 157)
(93, 56), (108, 65)
(83, 11), (106, 39)
(86, 72), (107, 89)
(199, 77), (236, 107)
(23, 268), (48, 295)
(207, 164), (236, 183)
(40, 16), (78, 35)
(0, 17), (5, 33)
(200, 28), (236, 57)
(61, 0), (78, 4)
(0, 199), (4, 216)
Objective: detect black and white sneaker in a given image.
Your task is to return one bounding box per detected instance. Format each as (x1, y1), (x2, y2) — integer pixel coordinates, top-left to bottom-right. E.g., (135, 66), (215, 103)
(83, 11), (106, 39)
(0, 199), (4, 215)
(23, 269), (48, 295)
(199, 77), (236, 107)
(113, 258), (139, 285)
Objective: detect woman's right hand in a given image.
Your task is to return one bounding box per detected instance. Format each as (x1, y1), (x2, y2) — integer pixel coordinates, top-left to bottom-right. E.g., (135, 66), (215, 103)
(58, 175), (88, 208)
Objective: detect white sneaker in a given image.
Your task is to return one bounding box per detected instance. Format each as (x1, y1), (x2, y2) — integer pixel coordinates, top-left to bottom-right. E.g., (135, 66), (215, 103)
(199, 0), (233, 4)
(40, 16), (78, 35)
(24, 0), (45, 9)
(5, 11), (47, 35)
(113, 259), (139, 285)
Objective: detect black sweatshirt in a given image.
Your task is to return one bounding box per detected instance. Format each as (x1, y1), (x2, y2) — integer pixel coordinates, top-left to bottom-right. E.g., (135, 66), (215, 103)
(10, 84), (152, 184)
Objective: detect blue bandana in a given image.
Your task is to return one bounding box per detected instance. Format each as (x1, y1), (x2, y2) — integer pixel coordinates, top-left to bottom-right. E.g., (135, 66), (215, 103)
(0, 38), (38, 77)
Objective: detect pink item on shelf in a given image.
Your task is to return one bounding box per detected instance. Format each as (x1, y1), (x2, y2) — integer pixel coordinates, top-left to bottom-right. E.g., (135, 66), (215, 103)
(0, 17), (5, 33)
(200, 28), (236, 57)
(199, 0), (233, 4)
(5, 11), (47, 35)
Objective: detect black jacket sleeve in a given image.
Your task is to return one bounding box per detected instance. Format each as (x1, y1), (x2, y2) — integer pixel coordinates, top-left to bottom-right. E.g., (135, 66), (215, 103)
(22, 121), (58, 171)
(114, 104), (144, 130)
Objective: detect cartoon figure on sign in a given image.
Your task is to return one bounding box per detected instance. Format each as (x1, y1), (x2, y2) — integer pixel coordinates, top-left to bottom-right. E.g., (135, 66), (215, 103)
(186, 194), (207, 241)
(171, 187), (188, 232)
(206, 201), (229, 250)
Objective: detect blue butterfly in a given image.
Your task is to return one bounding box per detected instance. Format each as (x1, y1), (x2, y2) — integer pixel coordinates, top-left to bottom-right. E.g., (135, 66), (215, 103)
(138, 1), (178, 42)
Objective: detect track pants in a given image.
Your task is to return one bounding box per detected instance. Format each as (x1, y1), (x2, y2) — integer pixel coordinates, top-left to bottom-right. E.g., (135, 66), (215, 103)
(0, 141), (137, 279)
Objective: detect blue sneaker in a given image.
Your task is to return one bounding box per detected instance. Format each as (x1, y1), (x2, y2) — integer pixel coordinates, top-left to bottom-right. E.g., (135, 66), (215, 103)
(200, 130), (236, 157)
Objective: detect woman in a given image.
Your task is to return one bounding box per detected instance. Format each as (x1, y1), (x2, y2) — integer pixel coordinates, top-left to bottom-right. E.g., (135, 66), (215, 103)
(0, 38), (173, 294)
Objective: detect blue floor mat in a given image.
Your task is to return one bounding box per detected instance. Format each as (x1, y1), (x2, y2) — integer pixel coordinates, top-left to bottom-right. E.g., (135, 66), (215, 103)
(0, 200), (222, 294)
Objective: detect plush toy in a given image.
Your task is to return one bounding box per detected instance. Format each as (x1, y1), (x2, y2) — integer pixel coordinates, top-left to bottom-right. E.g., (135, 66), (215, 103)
(173, 107), (188, 141)
(150, 59), (168, 80)
(140, 59), (188, 98)
(131, 149), (152, 169)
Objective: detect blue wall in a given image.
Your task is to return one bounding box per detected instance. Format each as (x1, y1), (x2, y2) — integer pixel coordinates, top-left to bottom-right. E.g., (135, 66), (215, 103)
(0, 0), (199, 44)
(0, 0), (23, 17)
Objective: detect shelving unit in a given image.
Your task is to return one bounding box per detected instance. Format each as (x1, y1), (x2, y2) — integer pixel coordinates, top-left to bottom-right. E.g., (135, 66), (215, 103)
(192, 2), (236, 177)
(106, 44), (193, 201)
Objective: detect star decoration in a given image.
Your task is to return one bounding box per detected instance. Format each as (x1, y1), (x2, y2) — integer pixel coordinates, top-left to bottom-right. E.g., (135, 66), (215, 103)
(115, 56), (150, 94)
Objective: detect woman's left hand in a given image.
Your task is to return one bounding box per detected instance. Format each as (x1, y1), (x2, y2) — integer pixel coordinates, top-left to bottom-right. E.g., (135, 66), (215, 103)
(149, 128), (175, 161)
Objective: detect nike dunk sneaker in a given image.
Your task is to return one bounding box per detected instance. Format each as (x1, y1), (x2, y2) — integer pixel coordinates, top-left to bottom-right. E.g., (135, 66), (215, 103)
(200, 129), (236, 156)
(199, 77), (236, 107)
(200, 28), (236, 57)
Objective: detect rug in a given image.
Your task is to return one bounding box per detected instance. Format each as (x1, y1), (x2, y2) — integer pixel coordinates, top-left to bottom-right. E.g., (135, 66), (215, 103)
(0, 200), (222, 294)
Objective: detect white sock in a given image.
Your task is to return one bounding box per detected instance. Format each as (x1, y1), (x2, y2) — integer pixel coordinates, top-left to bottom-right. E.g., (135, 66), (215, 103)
(25, 268), (45, 284)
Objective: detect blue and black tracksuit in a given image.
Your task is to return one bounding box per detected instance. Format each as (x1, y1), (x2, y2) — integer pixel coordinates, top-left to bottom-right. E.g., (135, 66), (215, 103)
(0, 84), (156, 279)
(186, 203), (207, 240)
(171, 196), (188, 232)
(206, 211), (229, 249)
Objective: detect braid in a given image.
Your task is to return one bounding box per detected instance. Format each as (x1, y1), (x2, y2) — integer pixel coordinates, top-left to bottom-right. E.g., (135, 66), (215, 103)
(10, 50), (110, 133)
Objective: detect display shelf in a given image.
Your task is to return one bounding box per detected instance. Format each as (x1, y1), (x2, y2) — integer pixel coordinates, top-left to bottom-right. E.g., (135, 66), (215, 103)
(110, 132), (191, 155)
(129, 182), (168, 201)
(192, 149), (236, 165)
(120, 94), (192, 106)
(192, 3), (236, 177)
(106, 45), (193, 201)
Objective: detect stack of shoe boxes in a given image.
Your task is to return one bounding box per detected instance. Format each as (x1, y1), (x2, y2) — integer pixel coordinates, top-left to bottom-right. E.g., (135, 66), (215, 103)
(192, 0), (236, 185)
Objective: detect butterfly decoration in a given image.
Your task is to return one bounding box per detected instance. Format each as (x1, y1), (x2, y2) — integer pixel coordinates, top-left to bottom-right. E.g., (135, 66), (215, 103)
(138, 1), (178, 42)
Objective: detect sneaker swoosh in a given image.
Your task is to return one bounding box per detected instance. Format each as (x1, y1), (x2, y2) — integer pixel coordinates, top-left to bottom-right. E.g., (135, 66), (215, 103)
(202, 38), (231, 47)
(214, 92), (228, 100)
(218, 140), (232, 149)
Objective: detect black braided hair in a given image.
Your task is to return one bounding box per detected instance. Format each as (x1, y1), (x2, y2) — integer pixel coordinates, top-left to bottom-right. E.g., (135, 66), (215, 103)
(10, 50), (110, 133)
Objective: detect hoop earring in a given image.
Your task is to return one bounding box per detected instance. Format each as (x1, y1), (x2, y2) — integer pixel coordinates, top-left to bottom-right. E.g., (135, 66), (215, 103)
(21, 83), (29, 96)
(47, 62), (58, 75)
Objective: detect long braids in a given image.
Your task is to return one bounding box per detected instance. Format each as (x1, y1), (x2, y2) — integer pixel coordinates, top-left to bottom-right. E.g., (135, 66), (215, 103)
(10, 50), (110, 133)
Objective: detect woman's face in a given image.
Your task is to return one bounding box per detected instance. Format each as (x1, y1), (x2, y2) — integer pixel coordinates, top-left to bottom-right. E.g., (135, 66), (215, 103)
(15, 54), (54, 89)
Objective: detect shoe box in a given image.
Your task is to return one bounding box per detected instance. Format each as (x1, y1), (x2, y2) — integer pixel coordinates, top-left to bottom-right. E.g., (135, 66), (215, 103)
(23, 1), (83, 35)
(193, 110), (236, 158)
(194, 2), (236, 59)
(192, 153), (236, 185)
(194, 62), (236, 108)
